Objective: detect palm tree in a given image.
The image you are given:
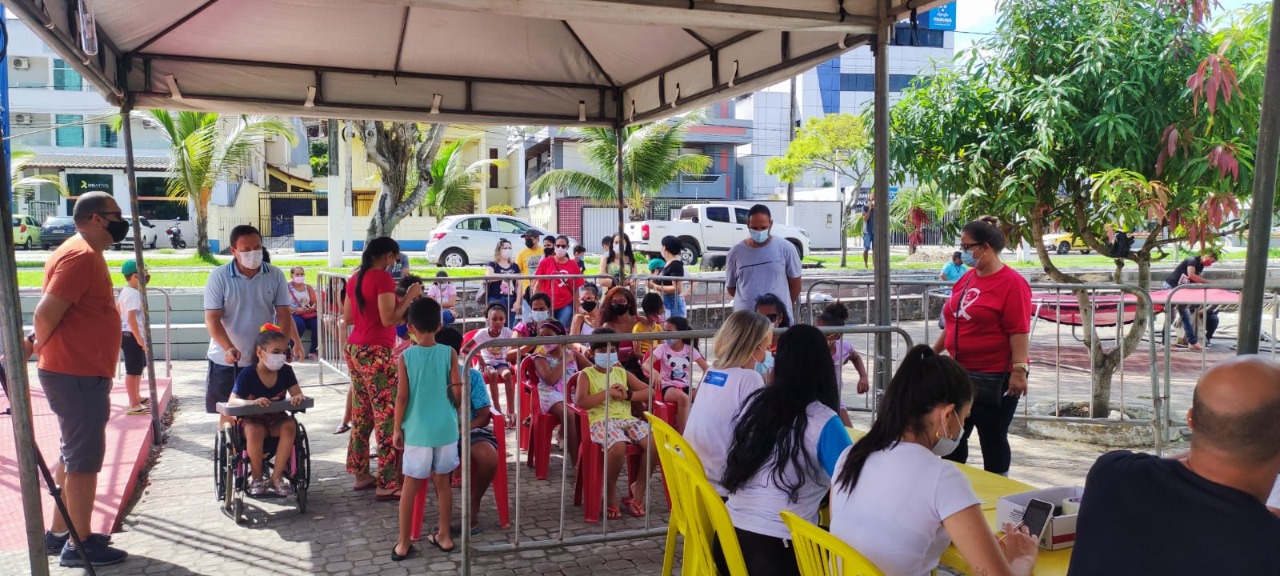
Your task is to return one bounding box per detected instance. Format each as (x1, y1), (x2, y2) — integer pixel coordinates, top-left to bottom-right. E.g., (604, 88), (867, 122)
(137, 111), (295, 258)
(421, 137), (508, 220)
(889, 184), (949, 254)
(11, 148), (69, 201)
(529, 116), (711, 219)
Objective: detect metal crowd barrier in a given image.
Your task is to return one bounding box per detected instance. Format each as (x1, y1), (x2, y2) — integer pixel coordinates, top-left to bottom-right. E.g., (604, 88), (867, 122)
(315, 272), (350, 385)
(632, 273), (731, 331)
(455, 324), (913, 575)
(18, 287), (174, 378)
(799, 277), (1167, 451)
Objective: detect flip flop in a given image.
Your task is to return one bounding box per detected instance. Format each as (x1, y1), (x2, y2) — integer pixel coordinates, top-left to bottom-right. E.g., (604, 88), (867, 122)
(375, 488), (403, 501)
(606, 506), (622, 520)
(621, 496), (646, 518)
(352, 477), (376, 491)
(140, 398), (150, 405)
(426, 534), (455, 553)
(127, 406), (151, 415)
(333, 423), (351, 434)
(391, 544), (414, 561)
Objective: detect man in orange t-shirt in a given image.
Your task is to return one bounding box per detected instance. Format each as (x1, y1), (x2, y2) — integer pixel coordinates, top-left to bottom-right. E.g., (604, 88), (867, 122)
(31, 191), (131, 567)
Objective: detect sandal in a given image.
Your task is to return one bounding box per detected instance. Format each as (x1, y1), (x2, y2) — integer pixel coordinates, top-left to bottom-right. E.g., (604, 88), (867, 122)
(391, 544), (414, 561)
(606, 506), (622, 520)
(127, 405), (150, 415)
(352, 476), (376, 491)
(333, 422), (351, 434)
(427, 533), (455, 553)
(375, 487), (403, 501)
(622, 496), (646, 518)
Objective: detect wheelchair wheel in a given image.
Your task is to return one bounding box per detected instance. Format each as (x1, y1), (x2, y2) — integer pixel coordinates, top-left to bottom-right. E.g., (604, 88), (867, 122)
(214, 430), (226, 501)
(294, 423), (311, 514)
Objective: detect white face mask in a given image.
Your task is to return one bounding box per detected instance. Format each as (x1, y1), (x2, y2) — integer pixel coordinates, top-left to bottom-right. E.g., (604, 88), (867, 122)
(555, 247), (568, 258)
(501, 248), (513, 259)
(263, 353), (287, 371)
(531, 310), (550, 323)
(236, 249), (263, 270)
(931, 410), (962, 457)
(292, 274), (305, 283)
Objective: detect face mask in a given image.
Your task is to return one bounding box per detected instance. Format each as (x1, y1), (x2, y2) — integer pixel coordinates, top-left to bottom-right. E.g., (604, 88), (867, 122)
(501, 248), (513, 259)
(961, 247), (978, 267)
(237, 249), (264, 270)
(581, 301), (597, 313)
(263, 353), (287, 371)
(105, 218), (130, 243)
(755, 348), (774, 377)
(594, 352), (618, 369)
(612, 242), (621, 253)
(931, 410), (962, 457)
(531, 310), (550, 323)
(610, 304), (629, 316)
(749, 229), (770, 244)
(525, 238), (536, 248)
(544, 247), (554, 257)
(555, 247), (568, 258)
(665, 338), (680, 347)
(292, 275), (305, 283)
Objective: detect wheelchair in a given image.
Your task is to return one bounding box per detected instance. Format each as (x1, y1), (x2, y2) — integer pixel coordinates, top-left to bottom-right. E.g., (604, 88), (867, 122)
(214, 399), (314, 523)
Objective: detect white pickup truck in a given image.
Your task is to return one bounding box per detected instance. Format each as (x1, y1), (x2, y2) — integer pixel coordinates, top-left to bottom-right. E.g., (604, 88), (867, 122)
(626, 203), (810, 266)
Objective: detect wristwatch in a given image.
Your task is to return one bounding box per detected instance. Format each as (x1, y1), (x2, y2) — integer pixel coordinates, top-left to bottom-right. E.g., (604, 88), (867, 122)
(1011, 362), (1030, 375)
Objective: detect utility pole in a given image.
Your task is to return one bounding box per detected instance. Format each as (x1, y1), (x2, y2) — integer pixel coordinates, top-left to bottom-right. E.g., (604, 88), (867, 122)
(786, 76), (797, 225)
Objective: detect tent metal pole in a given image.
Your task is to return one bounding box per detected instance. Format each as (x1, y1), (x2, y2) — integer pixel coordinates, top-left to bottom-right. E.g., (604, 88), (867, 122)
(616, 98), (626, 278)
(0, 124), (50, 576)
(872, 4), (892, 390)
(120, 105), (163, 440)
(1237, 0), (1280, 355)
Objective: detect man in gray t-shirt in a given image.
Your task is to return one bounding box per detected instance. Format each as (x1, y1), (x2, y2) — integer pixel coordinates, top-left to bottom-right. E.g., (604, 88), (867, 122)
(726, 204), (803, 321)
(203, 225), (295, 414)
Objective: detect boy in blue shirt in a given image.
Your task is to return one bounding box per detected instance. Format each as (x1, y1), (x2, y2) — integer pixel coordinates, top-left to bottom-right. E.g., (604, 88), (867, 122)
(392, 298), (463, 560)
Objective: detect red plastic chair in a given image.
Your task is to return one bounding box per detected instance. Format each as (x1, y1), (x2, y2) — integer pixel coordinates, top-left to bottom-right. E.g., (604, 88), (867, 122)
(411, 410), (512, 540)
(645, 355), (679, 430)
(463, 328), (510, 410)
(567, 376), (647, 524)
(519, 355), (562, 480)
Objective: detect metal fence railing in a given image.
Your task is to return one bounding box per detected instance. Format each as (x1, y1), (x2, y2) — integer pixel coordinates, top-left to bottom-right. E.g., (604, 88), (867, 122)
(456, 325), (915, 575)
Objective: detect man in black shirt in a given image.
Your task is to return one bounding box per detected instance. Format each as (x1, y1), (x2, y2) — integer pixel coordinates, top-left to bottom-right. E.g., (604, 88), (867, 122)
(1162, 251), (1218, 350)
(1069, 356), (1280, 576)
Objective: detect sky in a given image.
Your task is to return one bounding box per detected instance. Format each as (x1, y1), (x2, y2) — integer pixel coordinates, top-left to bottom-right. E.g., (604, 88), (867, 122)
(953, 0), (1261, 52)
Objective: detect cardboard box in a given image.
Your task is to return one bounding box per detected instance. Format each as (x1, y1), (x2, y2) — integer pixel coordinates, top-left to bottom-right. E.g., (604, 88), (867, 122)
(996, 486), (1084, 551)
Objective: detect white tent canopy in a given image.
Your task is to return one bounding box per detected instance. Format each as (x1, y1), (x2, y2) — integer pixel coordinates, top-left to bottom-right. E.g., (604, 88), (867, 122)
(6, 0), (945, 126)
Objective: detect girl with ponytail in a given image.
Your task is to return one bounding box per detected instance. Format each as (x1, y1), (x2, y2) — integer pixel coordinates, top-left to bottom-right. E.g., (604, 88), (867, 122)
(343, 236), (421, 500)
(827, 345), (1038, 576)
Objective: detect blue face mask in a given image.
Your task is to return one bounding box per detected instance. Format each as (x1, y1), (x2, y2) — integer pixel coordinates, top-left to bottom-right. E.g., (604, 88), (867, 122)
(755, 349), (774, 377)
(749, 228), (770, 244)
(665, 338), (680, 347)
(594, 352), (618, 369)
(960, 248), (977, 267)
(531, 310), (550, 323)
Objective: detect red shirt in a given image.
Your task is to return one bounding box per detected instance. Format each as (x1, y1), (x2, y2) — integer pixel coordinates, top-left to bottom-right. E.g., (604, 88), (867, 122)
(942, 265), (1031, 373)
(39, 235), (121, 377)
(534, 257), (583, 310)
(346, 269), (397, 348)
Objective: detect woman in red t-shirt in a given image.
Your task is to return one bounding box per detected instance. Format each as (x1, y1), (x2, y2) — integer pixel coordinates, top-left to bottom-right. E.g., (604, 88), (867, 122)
(343, 237), (422, 499)
(534, 235), (583, 327)
(932, 216), (1031, 476)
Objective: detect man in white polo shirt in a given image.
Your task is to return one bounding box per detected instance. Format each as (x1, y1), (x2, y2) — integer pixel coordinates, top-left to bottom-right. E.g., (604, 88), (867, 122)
(204, 225), (296, 419)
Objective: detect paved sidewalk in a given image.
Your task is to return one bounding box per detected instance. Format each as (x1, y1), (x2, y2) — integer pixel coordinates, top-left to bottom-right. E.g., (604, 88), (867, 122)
(1, 348), (1165, 575)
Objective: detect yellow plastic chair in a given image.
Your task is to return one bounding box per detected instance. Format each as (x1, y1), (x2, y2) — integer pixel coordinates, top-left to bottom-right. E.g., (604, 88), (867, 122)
(781, 510), (886, 576)
(646, 412), (705, 576)
(667, 449), (750, 576)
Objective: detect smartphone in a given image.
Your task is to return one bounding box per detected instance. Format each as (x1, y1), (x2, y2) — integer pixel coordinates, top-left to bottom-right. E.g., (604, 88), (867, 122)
(1020, 498), (1055, 541)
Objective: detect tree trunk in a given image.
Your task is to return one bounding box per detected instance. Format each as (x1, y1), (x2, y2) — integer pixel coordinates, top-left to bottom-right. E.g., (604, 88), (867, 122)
(195, 201), (211, 259)
(360, 122), (447, 242)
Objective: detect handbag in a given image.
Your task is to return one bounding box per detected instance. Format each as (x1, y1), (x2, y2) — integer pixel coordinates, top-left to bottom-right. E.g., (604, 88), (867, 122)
(291, 288), (318, 319)
(967, 372), (1008, 411)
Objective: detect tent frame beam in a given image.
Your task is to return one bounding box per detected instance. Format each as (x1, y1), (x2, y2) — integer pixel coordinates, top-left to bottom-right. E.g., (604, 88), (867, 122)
(132, 0), (225, 54)
(561, 21), (617, 87)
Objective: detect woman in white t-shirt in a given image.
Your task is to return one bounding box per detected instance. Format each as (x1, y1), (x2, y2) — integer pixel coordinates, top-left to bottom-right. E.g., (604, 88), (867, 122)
(427, 270), (458, 326)
(720, 325), (852, 576)
(465, 302), (517, 426)
(829, 345), (1038, 576)
(683, 310), (773, 496)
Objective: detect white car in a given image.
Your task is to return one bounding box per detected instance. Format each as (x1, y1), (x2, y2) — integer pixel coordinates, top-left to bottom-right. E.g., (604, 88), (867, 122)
(114, 215), (160, 250)
(426, 214), (573, 267)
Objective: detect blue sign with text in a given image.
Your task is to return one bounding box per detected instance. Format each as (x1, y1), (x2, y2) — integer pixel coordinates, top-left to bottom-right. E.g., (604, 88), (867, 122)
(925, 2), (957, 31)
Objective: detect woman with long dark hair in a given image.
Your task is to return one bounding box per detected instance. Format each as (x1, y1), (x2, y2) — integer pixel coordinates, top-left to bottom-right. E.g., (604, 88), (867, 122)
(720, 325), (853, 576)
(599, 233), (637, 290)
(600, 286), (645, 378)
(343, 237), (421, 500)
(933, 216), (1032, 475)
(829, 345), (1038, 575)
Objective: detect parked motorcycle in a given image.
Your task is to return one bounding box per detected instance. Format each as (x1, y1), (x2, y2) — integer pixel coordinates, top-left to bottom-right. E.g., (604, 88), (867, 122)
(166, 225), (187, 249)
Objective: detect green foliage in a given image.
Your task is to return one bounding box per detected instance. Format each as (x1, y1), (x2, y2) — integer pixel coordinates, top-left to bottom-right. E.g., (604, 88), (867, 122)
(421, 137), (508, 220)
(765, 113), (872, 185)
(487, 204), (517, 216)
(310, 140), (329, 177)
(529, 116), (711, 218)
(11, 148), (68, 199)
(140, 111), (296, 258)
(888, 184), (949, 250)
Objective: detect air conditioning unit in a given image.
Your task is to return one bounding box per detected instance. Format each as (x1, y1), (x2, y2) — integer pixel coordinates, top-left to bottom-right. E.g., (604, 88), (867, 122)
(12, 57), (30, 70)
(13, 114), (32, 125)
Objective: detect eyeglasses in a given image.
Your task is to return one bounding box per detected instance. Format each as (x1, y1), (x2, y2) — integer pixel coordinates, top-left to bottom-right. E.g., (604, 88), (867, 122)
(97, 211), (123, 219)
(959, 242), (982, 250)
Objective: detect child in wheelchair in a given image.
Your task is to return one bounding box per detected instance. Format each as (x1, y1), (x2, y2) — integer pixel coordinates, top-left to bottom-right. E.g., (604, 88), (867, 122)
(228, 324), (308, 497)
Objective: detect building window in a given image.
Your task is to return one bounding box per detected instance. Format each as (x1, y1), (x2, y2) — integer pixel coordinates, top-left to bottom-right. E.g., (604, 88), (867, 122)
(54, 115), (84, 147)
(839, 73), (920, 93)
(53, 59), (83, 91)
(99, 125), (118, 148)
(892, 24), (945, 48)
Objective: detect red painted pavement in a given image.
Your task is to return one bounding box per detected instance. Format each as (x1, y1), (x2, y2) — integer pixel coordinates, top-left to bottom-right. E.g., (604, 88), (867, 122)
(0, 377), (172, 551)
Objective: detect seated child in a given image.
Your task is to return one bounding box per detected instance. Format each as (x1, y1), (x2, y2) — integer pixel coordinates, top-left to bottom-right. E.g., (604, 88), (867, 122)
(531, 320), (589, 466)
(632, 292), (666, 359)
(438, 327), (500, 534)
(393, 298), (463, 559)
(464, 302), (516, 424)
(228, 324), (308, 497)
(642, 316), (708, 432)
(507, 292), (553, 364)
(816, 303), (869, 426)
(573, 327), (660, 520)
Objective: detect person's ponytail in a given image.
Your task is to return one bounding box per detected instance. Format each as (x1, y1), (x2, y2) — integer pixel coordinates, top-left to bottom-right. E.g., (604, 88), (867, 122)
(354, 237), (401, 310)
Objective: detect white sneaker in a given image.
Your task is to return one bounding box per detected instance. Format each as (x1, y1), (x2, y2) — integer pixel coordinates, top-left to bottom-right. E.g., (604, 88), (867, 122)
(273, 479), (294, 497)
(249, 478), (268, 497)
